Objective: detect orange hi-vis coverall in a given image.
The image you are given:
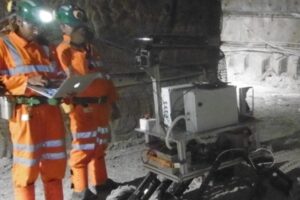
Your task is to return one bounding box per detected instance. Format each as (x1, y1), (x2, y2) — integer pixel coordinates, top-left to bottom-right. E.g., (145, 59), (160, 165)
(56, 35), (118, 192)
(0, 32), (67, 200)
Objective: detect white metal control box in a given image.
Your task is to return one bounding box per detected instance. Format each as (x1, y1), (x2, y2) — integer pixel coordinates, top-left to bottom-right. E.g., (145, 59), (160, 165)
(161, 84), (194, 127)
(184, 85), (239, 133)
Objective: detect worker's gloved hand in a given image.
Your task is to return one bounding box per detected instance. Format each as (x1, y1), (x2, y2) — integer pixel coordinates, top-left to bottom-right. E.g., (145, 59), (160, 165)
(0, 81), (6, 95)
(28, 75), (49, 86)
(70, 26), (94, 47)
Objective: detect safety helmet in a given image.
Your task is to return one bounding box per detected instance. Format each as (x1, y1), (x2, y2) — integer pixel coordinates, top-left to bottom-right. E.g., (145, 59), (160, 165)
(16, 0), (53, 25)
(56, 4), (87, 27)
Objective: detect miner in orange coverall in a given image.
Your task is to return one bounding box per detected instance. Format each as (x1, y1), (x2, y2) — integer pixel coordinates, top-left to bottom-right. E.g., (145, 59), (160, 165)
(0, 1), (66, 200)
(55, 4), (120, 199)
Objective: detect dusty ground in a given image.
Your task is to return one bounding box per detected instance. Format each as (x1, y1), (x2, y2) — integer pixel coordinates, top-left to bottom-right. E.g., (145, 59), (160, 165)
(1, 83), (300, 200)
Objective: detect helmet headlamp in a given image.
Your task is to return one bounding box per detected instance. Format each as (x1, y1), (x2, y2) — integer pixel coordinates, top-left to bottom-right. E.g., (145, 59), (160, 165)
(38, 9), (53, 23)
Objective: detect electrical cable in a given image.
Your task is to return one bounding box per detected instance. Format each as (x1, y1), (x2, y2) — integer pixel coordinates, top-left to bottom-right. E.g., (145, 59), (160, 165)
(202, 146), (283, 200)
(212, 147), (275, 171)
(170, 86), (196, 118)
(196, 148), (251, 197)
(249, 147), (275, 168)
(165, 115), (186, 149)
(215, 148), (245, 160)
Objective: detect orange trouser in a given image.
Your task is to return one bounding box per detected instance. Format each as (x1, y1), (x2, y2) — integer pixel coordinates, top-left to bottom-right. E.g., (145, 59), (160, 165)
(88, 142), (108, 186)
(69, 105), (110, 192)
(88, 126), (111, 186)
(10, 104), (66, 200)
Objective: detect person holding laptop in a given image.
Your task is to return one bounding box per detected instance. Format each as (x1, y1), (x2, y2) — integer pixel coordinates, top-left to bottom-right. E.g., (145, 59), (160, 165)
(55, 4), (120, 199)
(0, 1), (66, 199)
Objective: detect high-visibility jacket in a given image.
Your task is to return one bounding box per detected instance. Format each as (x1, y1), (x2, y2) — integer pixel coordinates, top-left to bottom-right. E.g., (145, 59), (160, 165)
(56, 34), (118, 136)
(0, 32), (66, 200)
(56, 34), (118, 192)
(0, 33), (58, 95)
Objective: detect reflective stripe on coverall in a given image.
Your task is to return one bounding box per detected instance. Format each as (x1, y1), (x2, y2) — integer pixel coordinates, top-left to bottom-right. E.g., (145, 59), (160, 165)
(0, 32), (66, 200)
(56, 34), (118, 192)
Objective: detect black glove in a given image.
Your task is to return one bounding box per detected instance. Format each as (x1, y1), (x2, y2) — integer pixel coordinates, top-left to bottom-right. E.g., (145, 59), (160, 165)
(0, 81), (6, 95)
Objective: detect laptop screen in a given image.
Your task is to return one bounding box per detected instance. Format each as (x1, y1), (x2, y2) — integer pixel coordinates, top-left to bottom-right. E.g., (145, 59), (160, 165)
(27, 73), (99, 98)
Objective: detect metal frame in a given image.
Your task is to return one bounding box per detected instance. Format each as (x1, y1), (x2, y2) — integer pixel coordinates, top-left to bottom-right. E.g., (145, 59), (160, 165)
(137, 124), (253, 182)
(131, 35), (259, 199)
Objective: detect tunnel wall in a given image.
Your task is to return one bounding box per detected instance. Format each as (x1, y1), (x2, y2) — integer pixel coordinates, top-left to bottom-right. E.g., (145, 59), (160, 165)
(0, 0), (222, 157)
(222, 0), (300, 88)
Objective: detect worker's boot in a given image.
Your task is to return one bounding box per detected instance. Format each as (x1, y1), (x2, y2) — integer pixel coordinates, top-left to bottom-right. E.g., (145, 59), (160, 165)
(84, 189), (98, 200)
(71, 189), (98, 200)
(44, 180), (63, 200)
(95, 179), (119, 199)
(71, 191), (86, 200)
(14, 184), (35, 200)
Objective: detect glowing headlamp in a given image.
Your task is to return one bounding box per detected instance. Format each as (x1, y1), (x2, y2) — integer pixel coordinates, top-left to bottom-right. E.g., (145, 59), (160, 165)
(139, 37), (153, 42)
(38, 9), (53, 23)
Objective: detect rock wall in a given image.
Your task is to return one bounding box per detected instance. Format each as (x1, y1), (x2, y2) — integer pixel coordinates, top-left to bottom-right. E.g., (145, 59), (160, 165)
(48, 0), (222, 74)
(0, 0), (222, 156)
(66, 0), (221, 138)
(222, 0), (300, 87)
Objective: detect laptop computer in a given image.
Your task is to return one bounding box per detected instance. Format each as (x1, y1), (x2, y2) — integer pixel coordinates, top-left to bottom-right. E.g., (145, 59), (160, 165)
(28, 73), (99, 98)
